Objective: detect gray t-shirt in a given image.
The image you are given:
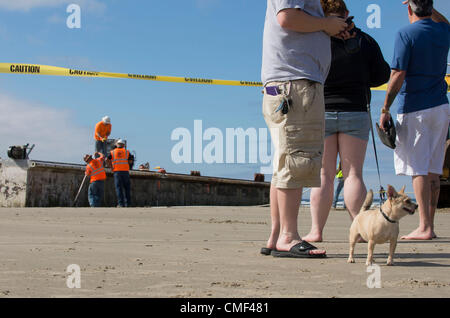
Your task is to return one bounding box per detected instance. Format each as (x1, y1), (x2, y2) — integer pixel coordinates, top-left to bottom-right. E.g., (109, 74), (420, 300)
(261, 0), (331, 85)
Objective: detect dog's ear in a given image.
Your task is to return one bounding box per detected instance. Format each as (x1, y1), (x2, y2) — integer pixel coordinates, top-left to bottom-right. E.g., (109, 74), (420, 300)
(387, 185), (398, 199)
(399, 186), (406, 194)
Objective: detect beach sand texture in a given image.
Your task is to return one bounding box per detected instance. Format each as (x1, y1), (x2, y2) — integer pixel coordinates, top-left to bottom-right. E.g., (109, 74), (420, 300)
(0, 206), (449, 298)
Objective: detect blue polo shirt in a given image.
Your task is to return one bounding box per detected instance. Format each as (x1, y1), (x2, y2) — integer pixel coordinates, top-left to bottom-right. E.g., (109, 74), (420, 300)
(391, 19), (449, 114)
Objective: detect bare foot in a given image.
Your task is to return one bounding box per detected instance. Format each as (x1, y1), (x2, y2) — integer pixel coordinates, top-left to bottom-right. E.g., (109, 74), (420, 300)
(401, 228), (433, 240)
(309, 248), (327, 255)
(265, 230), (280, 250)
(265, 240), (277, 251)
(275, 239), (302, 252)
(275, 239), (326, 256)
(302, 232), (323, 243)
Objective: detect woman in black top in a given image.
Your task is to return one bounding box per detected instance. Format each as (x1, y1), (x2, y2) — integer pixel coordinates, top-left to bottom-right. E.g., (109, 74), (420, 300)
(303, 0), (390, 242)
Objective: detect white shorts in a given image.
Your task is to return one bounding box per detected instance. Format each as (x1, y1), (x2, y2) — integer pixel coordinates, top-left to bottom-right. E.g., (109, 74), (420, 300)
(394, 103), (450, 176)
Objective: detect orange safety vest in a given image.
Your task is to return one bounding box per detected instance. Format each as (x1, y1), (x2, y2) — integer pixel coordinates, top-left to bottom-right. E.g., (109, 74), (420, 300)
(110, 148), (130, 172)
(86, 158), (106, 183)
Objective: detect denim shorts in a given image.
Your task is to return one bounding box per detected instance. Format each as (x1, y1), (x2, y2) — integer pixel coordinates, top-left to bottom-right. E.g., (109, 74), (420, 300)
(325, 111), (370, 141)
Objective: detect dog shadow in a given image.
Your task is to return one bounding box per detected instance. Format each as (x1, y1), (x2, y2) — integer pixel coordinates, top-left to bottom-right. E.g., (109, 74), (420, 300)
(328, 253), (450, 267)
(390, 261), (450, 267)
(398, 239), (450, 244)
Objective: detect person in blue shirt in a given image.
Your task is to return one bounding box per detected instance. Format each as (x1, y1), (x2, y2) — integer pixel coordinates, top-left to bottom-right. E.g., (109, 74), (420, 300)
(379, 0), (449, 240)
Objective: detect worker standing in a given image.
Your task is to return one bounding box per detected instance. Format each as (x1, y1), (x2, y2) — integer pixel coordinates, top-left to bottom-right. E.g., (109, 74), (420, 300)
(84, 152), (106, 207)
(107, 139), (134, 207)
(94, 116), (111, 157)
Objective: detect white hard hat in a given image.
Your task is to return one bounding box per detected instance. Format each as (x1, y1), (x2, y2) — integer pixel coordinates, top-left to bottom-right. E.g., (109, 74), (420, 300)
(102, 116), (111, 124)
(116, 139), (125, 145)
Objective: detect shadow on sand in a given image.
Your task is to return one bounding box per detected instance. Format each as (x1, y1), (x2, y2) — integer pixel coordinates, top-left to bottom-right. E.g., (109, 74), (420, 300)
(327, 252), (450, 267)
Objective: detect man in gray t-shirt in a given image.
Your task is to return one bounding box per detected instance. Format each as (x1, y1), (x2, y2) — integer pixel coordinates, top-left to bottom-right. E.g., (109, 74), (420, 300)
(262, 0), (332, 85)
(261, 0), (347, 259)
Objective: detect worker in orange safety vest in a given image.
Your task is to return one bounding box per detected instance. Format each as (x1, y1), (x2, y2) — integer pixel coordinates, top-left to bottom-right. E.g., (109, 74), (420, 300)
(84, 152), (106, 207)
(107, 139), (134, 207)
(94, 116), (111, 156)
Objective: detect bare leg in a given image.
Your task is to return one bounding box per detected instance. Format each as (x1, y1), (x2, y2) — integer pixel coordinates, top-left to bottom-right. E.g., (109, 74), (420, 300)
(339, 133), (368, 220)
(303, 134), (338, 242)
(266, 185), (280, 249)
(401, 175), (433, 240)
(274, 188), (327, 255)
(275, 188), (303, 251)
(387, 239), (397, 266)
(429, 173), (440, 238)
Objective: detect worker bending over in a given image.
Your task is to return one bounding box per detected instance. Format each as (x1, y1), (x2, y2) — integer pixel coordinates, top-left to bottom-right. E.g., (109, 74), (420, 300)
(84, 152), (106, 207)
(94, 116), (111, 156)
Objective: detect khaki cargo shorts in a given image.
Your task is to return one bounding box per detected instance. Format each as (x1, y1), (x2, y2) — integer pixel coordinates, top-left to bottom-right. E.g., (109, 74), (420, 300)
(262, 79), (325, 189)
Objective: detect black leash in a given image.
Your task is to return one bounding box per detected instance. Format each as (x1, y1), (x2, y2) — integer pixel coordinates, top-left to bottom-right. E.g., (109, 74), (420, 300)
(366, 98), (386, 204)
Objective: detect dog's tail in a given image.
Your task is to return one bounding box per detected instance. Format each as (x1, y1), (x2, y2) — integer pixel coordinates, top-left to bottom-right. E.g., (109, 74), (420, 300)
(361, 189), (373, 212)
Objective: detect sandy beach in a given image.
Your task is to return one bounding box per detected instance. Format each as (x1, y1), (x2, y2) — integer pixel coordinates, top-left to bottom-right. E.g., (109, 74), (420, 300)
(0, 205), (449, 298)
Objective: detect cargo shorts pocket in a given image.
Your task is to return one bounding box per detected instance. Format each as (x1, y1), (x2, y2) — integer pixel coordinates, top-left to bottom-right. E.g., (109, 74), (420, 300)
(262, 93), (286, 125)
(286, 151), (322, 181)
(284, 124), (323, 181)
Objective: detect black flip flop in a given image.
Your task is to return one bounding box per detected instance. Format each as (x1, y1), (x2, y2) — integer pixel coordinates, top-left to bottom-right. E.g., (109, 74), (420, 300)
(271, 241), (327, 258)
(260, 247), (273, 255)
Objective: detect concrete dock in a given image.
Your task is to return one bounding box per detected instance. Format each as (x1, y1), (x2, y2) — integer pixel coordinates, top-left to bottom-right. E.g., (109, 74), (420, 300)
(0, 206), (449, 298)
(0, 159), (270, 207)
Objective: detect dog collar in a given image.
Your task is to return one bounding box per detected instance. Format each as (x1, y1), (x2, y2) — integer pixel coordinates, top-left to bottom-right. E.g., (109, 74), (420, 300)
(379, 207), (396, 224)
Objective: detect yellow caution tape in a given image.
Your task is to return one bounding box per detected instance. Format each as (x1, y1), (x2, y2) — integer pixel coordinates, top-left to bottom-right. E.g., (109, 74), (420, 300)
(1, 63), (262, 87)
(1, 63), (449, 91)
(372, 84), (388, 91)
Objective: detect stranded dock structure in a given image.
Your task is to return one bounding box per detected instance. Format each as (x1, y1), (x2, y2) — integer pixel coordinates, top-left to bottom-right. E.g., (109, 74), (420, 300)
(0, 159), (270, 208)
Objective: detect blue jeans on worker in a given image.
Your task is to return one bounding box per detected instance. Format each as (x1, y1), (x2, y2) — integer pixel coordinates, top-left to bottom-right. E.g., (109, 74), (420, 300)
(95, 140), (107, 157)
(114, 171), (131, 207)
(88, 180), (104, 207)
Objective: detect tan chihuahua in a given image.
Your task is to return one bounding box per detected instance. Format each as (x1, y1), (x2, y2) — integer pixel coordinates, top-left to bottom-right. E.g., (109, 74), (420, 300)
(347, 185), (418, 266)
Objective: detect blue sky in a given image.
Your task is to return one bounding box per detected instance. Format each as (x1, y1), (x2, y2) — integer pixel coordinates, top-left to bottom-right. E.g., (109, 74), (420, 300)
(0, 0), (449, 199)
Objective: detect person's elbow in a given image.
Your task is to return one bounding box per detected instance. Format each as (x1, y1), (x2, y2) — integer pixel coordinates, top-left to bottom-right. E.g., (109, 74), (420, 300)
(391, 69), (406, 81)
(388, 69), (406, 91)
(277, 9), (296, 29)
